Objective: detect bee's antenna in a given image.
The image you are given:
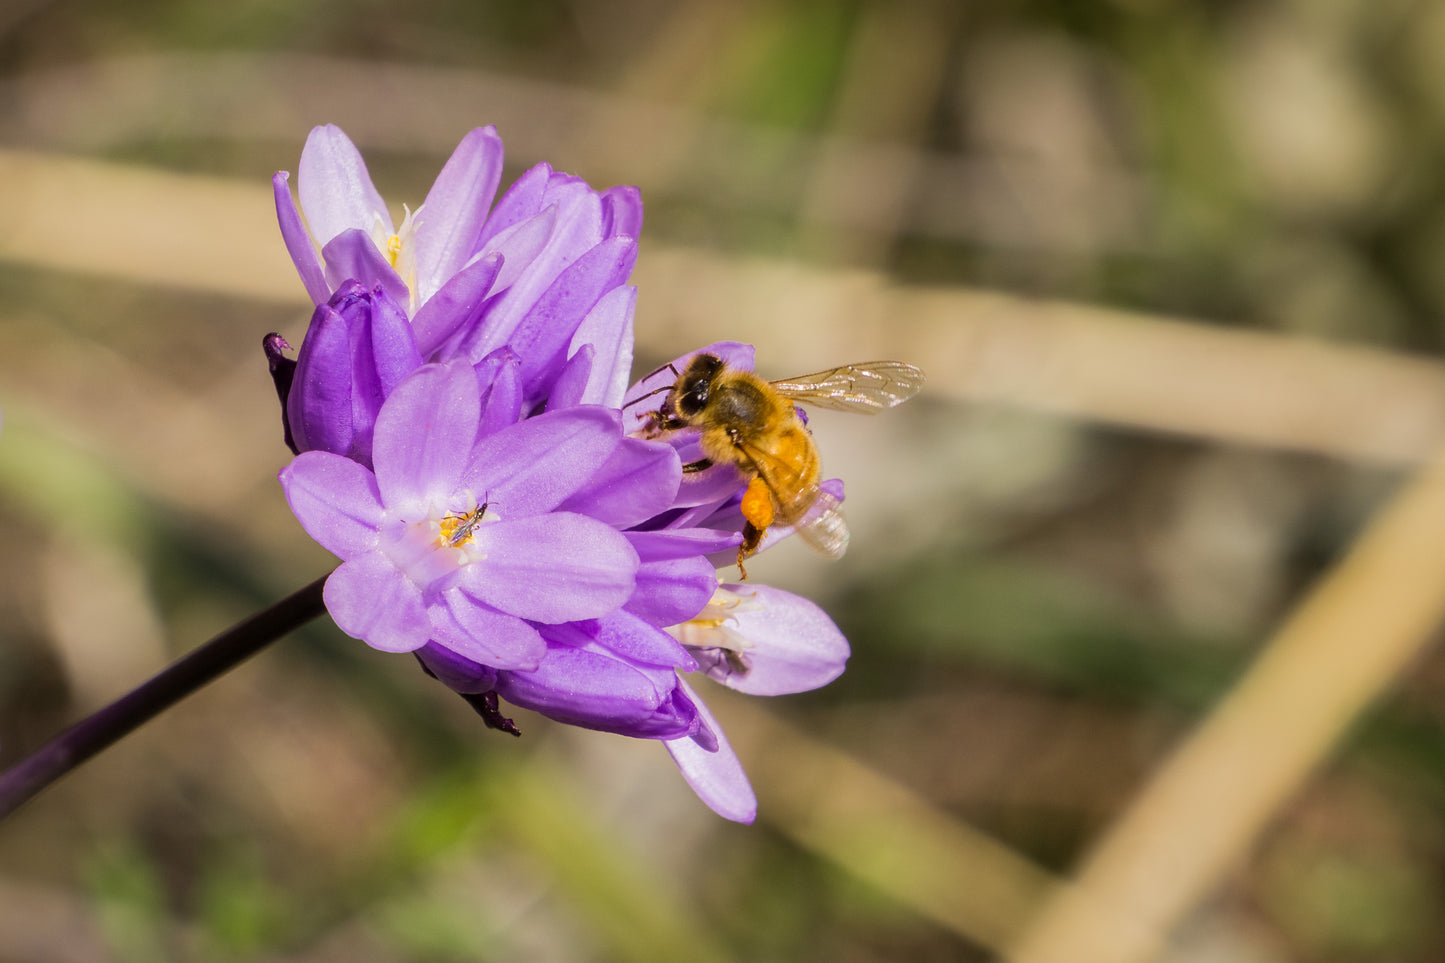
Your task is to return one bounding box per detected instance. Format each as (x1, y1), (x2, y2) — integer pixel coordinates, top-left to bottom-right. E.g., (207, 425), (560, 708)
(622, 363), (682, 412)
(638, 361), (683, 382)
(621, 383), (675, 411)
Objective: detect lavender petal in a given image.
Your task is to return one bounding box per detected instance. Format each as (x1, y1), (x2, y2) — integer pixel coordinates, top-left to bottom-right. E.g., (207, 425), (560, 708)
(458, 512), (638, 623)
(625, 528), (742, 560)
(331, 285), (423, 467)
(664, 678), (756, 823)
(495, 638), (694, 739)
(320, 229), (411, 310)
(273, 171), (330, 304)
(298, 124), (392, 243)
(414, 127), (505, 304)
(469, 188), (604, 359)
(513, 235), (639, 399)
(474, 161), (550, 250)
(359, 285), (424, 398)
(588, 608), (697, 670)
(475, 350), (523, 438)
(625, 555), (718, 629)
(600, 185), (643, 239)
(372, 362), (480, 514)
(557, 438), (680, 529)
(548, 343), (593, 410)
(286, 303), (355, 457)
(697, 583), (849, 696)
(569, 285), (636, 408)
(278, 451), (384, 557)
(478, 204), (556, 298)
(430, 586), (546, 671)
(324, 551), (430, 653)
(416, 641), (498, 694)
(461, 407), (621, 518)
(413, 253), (503, 358)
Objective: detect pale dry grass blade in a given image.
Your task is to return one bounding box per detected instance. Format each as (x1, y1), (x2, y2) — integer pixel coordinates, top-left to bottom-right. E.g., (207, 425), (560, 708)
(637, 246), (1445, 465)
(0, 52), (1145, 252)
(5, 150), (1445, 468)
(1007, 454), (1445, 963)
(719, 694), (1059, 951)
(0, 148), (299, 303)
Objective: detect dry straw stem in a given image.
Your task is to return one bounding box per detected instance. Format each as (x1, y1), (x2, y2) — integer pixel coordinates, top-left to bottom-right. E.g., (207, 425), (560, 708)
(4, 148), (1444, 466)
(636, 246), (1445, 465)
(1007, 453), (1445, 963)
(0, 51), (1140, 251)
(719, 694), (1057, 951)
(0, 148), (298, 302)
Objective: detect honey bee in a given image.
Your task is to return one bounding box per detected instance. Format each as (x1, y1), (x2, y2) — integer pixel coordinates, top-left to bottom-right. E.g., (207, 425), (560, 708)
(640, 353), (925, 576)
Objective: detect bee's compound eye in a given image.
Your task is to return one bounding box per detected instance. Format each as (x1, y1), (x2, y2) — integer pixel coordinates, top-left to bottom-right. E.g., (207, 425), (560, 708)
(677, 380), (709, 416)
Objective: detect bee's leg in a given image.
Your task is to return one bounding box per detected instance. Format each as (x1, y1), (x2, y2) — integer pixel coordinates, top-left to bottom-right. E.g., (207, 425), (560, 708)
(682, 458), (714, 474)
(638, 409), (692, 439)
(624, 366), (685, 438)
(736, 525), (764, 580)
(734, 478), (774, 580)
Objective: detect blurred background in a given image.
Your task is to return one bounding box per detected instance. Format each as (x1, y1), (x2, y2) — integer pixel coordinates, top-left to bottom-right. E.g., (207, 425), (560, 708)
(2, 1), (1445, 960)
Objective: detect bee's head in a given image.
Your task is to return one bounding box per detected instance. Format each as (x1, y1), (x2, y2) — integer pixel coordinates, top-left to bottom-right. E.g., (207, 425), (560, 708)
(674, 354), (725, 417)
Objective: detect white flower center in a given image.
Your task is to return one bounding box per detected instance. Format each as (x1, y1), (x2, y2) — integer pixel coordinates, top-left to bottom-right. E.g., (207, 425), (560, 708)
(379, 498), (500, 590)
(367, 204), (422, 313)
(666, 586), (763, 653)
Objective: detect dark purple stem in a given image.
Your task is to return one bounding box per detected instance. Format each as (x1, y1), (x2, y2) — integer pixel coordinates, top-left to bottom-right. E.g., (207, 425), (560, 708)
(0, 575), (330, 821)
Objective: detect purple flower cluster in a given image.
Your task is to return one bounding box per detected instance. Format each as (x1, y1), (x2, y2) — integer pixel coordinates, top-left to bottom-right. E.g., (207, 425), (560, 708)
(269, 125), (848, 822)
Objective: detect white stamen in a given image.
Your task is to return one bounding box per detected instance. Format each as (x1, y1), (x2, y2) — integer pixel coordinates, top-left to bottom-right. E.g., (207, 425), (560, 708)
(666, 585), (764, 652)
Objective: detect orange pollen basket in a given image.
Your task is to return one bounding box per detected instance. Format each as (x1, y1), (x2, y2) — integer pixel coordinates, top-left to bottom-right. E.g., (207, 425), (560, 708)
(740, 478), (774, 531)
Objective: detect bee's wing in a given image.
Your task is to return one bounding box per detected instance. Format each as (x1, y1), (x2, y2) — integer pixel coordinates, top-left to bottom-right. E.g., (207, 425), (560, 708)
(733, 440), (851, 560)
(782, 486), (850, 559)
(769, 361), (925, 414)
